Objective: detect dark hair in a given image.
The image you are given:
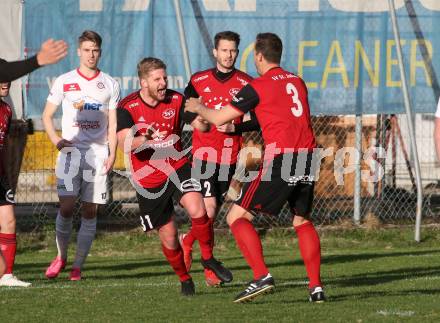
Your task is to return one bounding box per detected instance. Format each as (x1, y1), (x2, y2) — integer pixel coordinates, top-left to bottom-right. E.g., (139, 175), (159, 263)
(214, 31), (240, 49)
(78, 30), (102, 48)
(0, 58), (6, 64)
(255, 33), (282, 64)
(137, 57), (167, 79)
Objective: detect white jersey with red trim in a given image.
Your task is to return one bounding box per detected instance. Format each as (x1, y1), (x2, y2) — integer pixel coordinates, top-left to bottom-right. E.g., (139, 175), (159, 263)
(47, 69), (120, 150)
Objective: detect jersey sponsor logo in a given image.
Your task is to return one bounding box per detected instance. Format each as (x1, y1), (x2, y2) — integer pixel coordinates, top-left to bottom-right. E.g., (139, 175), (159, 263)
(83, 102), (103, 111)
(232, 95), (243, 103)
(180, 178), (202, 193)
(147, 137), (174, 148)
(151, 128), (166, 141)
(138, 116), (146, 122)
(287, 175), (315, 186)
(236, 77), (249, 86)
(73, 100), (103, 111)
(229, 88), (240, 97)
(193, 74), (209, 82)
(63, 83), (81, 92)
(96, 81), (105, 89)
(128, 102), (139, 108)
(73, 120), (101, 130)
(203, 86), (211, 93)
(73, 96), (104, 111)
(162, 108), (175, 119)
(5, 189), (15, 204)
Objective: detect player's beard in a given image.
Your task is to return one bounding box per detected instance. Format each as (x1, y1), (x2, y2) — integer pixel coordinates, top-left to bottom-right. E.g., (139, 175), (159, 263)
(149, 87), (167, 102)
(218, 58), (236, 72)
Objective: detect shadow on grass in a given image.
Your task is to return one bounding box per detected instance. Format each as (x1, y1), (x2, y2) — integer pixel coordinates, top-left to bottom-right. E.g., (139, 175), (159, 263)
(14, 248), (440, 287)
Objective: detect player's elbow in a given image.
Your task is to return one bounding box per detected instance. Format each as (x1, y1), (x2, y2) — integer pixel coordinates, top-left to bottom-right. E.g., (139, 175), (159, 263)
(41, 112), (50, 130)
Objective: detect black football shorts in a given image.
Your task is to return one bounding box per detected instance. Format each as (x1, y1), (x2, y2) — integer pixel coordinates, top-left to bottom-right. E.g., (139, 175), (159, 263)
(235, 152), (317, 217)
(0, 176), (15, 206)
(192, 159), (236, 202)
(136, 162), (202, 232)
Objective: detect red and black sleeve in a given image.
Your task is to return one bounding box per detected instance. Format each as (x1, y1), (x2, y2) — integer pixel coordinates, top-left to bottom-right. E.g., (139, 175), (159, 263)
(116, 108), (135, 132)
(230, 84), (260, 114)
(233, 110), (260, 134)
(184, 80), (200, 99)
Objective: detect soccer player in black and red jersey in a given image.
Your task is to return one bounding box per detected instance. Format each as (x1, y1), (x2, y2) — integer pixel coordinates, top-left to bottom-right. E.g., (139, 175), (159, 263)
(180, 31), (258, 286)
(0, 74), (31, 287)
(185, 33), (325, 303)
(116, 57), (233, 296)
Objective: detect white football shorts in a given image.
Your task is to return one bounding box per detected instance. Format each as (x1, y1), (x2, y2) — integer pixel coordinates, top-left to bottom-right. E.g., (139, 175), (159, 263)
(55, 146), (109, 204)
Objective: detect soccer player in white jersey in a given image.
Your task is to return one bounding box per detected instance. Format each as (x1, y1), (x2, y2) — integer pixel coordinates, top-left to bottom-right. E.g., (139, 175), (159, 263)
(42, 30), (120, 281)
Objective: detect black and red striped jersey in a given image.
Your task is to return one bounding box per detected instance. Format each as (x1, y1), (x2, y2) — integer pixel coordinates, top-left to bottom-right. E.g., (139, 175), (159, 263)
(117, 90), (188, 188)
(185, 68), (253, 164)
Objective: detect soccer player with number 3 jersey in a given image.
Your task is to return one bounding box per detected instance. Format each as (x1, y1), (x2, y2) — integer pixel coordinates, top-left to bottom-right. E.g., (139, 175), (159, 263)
(185, 33), (325, 303)
(42, 31), (120, 281)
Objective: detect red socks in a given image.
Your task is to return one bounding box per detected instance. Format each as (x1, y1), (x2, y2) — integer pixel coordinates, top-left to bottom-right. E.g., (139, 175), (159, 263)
(208, 217), (215, 248)
(294, 221), (322, 288)
(0, 233), (17, 274)
(184, 216), (215, 249)
(190, 214), (213, 260)
(161, 244), (191, 282)
(183, 230), (195, 248)
(230, 218), (269, 280)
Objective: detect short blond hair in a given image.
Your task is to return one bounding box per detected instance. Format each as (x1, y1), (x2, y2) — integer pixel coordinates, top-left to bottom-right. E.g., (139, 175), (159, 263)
(137, 57), (166, 79)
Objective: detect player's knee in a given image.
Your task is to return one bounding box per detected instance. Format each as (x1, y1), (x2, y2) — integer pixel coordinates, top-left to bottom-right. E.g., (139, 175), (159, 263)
(81, 204), (97, 219)
(158, 228), (178, 249)
(226, 210), (243, 227)
(226, 213), (236, 226)
(201, 197), (217, 219)
(186, 201), (207, 219)
(226, 204), (253, 226)
(292, 216), (310, 227)
(161, 236), (178, 250)
(59, 206), (74, 218)
(181, 193), (206, 218)
(205, 205), (217, 219)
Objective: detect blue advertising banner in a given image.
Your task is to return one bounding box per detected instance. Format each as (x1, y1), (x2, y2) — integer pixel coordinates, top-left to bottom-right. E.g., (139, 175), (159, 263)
(24, 0), (440, 117)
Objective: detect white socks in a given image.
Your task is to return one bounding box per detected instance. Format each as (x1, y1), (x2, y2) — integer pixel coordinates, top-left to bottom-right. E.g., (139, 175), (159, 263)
(55, 211), (73, 260)
(72, 217), (97, 269)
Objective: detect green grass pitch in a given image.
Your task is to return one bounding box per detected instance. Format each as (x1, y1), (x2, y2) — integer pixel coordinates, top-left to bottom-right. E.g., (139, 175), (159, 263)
(2, 226), (440, 322)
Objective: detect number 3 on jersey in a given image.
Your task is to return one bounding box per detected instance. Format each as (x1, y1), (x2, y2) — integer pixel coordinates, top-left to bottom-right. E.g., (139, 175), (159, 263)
(140, 214), (153, 231)
(286, 83), (303, 117)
